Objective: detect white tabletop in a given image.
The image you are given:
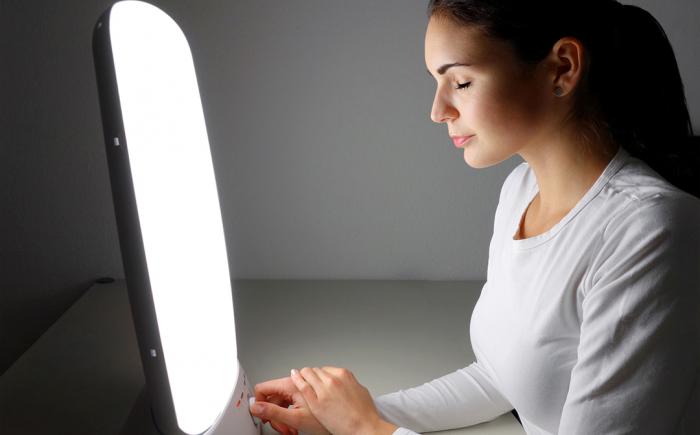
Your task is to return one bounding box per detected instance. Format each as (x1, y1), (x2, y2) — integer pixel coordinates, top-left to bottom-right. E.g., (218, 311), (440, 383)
(0, 279), (525, 435)
(234, 280), (524, 435)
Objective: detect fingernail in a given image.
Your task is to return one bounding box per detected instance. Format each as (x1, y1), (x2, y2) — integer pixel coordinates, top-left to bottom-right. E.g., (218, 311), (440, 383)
(252, 403), (264, 414)
(291, 368), (298, 376)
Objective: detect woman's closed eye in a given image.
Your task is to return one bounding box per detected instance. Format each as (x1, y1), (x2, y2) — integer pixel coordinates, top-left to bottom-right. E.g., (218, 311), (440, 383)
(456, 82), (471, 90)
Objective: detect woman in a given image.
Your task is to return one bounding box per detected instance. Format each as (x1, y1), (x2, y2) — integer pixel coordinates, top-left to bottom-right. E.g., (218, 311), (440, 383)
(249, 1), (700, 434)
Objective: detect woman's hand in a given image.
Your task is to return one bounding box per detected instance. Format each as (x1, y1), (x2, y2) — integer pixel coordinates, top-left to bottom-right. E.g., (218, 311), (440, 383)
(290, 366), (398, 435)
(251, 375), (331, 435)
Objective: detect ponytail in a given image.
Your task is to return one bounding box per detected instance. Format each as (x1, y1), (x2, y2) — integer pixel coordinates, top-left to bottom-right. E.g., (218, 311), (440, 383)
(600, 3), (698, 198)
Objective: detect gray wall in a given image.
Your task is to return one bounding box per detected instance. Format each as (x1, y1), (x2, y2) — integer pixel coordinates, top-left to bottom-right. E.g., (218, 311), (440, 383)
(1, 0), (698, 375)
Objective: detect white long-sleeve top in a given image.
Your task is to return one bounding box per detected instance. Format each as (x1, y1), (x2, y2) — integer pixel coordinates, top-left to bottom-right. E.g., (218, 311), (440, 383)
(373, 146), (700, 434)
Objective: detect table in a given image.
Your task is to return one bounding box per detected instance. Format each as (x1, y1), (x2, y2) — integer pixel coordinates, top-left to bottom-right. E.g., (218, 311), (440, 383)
(0, 279), (525, 435)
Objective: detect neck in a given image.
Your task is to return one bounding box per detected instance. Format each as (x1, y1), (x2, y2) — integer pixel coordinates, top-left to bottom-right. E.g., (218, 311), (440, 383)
(518, 132), (619, 217)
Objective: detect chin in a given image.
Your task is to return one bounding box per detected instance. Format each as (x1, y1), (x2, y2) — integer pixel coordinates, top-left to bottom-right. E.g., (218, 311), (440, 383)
(463, 146), (513, 169)
(463, 151), (496, 169)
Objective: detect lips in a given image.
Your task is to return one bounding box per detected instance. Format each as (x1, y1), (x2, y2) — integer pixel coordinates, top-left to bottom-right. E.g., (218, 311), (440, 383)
(452, 135), (475, 148)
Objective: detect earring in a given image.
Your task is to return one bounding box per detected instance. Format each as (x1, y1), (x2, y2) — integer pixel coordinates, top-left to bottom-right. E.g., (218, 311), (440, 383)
(554, 86), (564, 97)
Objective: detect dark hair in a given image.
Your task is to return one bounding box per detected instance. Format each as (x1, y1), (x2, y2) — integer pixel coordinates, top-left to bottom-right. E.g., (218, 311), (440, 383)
(427, 0), (699, 198)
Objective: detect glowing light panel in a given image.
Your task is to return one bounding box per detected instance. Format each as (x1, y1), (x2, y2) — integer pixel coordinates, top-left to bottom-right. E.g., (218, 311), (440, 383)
(109, 2), (237, 433)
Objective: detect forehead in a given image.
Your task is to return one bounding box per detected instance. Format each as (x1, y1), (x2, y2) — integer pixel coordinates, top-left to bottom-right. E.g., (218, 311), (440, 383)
(424, 17), (504, 69)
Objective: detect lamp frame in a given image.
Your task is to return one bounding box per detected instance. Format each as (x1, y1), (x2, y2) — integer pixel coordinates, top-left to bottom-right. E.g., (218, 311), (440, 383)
(91, 3), (257, 434)
(92, 8), (184, 434)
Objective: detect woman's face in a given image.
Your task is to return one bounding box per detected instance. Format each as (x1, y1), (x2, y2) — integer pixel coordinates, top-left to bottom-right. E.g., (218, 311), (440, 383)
(424, 16), (553, 168)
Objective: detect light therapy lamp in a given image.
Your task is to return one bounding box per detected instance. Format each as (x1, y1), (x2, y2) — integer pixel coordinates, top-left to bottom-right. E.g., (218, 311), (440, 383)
(92, 2), (260, 434)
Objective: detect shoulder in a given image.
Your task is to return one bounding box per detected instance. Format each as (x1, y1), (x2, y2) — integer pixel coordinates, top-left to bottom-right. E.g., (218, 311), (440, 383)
(601, 157), (700, 241)
(588, 165), (700, 290)
(505, 161), (530, 187)
(599, 194), (700, 268)
(499, 161), (532, 202)
(585, 194), (700, 308)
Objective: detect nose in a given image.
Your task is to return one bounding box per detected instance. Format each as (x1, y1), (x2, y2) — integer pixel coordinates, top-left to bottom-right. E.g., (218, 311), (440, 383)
(430, 88), (457, 124)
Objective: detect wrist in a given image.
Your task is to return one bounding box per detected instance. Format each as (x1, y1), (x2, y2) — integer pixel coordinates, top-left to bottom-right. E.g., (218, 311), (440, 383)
(372, 418), (398, 435)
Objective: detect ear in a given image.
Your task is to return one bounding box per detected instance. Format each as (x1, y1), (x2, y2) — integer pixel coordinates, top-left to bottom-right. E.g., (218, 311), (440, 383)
(547, 37), (585, 96)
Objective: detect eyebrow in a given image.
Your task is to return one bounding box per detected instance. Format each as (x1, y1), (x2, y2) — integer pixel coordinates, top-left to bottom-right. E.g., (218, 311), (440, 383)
(427, 62), (472, 77)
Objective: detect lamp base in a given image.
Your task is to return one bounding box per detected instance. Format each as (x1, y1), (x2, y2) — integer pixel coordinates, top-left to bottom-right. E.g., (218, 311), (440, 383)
(120, 360), (261, 435)
(205, 360), (261, 435)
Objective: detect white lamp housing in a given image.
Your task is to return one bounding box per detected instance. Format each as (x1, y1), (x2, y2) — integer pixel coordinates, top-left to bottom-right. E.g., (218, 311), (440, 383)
(92, 1), (260, 434)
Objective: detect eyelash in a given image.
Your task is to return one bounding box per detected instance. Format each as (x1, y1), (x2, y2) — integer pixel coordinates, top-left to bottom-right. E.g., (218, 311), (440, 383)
(456, 82), (471, 90)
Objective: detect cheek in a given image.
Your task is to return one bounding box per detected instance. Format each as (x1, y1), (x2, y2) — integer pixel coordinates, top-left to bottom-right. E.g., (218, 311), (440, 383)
(478, 82), (545, 136)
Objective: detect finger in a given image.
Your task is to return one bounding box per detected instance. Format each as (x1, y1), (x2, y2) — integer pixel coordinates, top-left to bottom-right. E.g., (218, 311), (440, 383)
(313, 367), (333, 385)
(267, 395), (292, 409)
(250, 398), (279, 428)
(253, 397), (291, 426)
(255, 377), (296, 402)
(270, 419), (292, 435)
(253, 402), (300, 432)
(290, 393), (309, 409)
(298, 367), (325, 393)
(265, 411), (294, 434)
(291, 368), (319, 406)
(283, 404), (301, 435)
(322, 366), (354, 380)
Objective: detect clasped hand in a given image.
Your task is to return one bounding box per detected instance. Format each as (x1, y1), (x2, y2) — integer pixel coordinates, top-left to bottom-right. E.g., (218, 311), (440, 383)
(250, 366), (397, 435)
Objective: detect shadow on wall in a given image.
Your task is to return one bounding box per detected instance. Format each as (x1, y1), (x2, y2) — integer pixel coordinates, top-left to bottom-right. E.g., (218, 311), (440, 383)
(0, 278), (112, 376)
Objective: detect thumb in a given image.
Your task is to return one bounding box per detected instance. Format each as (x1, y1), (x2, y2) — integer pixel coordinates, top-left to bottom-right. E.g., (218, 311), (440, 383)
(251, 401), (298, 427)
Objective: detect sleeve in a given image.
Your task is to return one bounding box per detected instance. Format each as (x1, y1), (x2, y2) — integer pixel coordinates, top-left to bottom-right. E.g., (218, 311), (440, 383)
(372, 361), (513, 434)
(558, 196), (700, 434)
